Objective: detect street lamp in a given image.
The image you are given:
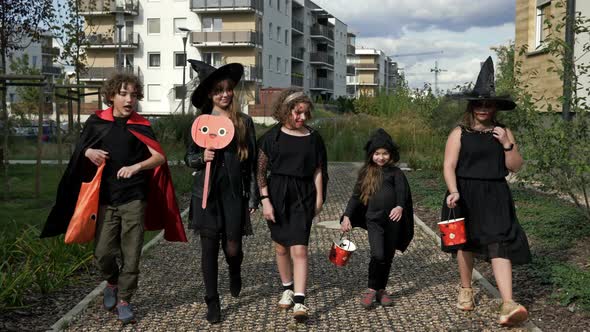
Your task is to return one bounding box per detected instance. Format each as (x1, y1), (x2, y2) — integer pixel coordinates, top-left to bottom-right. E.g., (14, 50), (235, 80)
(178, 27), (191, 115)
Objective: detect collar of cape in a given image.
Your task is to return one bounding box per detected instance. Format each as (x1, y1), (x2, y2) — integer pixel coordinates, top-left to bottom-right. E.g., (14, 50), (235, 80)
(95, 107), (151, 126)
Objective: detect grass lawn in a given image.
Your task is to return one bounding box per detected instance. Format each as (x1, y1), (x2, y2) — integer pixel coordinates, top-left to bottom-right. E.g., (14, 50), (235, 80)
(0, 164), (192, 310)
(406, 169), (590, 312)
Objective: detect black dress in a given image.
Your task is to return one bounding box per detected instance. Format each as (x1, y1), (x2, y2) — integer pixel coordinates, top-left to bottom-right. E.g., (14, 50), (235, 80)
(258, 125), (328, 246)
(441, 126), (531, 265)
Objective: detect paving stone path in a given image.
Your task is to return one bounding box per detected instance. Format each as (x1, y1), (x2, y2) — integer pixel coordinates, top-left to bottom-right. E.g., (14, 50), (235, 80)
(63, 163), (530, 331)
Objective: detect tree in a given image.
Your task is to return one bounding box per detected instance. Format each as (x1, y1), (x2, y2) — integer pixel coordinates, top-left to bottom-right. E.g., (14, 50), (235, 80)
(0, 0), (54, 196)
(8, 54), (42, 124)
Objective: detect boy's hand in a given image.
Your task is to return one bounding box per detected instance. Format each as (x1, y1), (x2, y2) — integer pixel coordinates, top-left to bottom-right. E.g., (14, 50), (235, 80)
(341, 216), (352, 232)
(117, 164), (142, 179)
(85, 148), (109, 166)
(389, 206), (403, 222)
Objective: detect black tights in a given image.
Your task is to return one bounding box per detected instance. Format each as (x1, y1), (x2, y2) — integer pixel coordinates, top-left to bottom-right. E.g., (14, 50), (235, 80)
(200, 233), (243, 298)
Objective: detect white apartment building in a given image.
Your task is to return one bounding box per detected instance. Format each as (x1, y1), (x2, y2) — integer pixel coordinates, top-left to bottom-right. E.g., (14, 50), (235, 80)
(346, 46), (400, 98)
(79, 0), (348, 116)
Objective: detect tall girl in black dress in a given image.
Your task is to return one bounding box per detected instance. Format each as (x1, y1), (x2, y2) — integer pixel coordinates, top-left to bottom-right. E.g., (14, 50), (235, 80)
(257, 88), (328, 322)
(442, 57), (531, 327)
(184, 61), (258, 324)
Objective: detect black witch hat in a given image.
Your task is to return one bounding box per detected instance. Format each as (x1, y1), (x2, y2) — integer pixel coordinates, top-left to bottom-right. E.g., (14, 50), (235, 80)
(456, 56), (515, 111)
(188, 60), (244, 110)
(364, 128), (400, 163)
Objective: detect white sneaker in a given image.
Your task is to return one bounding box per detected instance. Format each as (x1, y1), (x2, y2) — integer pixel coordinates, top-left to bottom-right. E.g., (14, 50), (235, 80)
(278, 289), (294, 309)
(293, 303), (309, 322)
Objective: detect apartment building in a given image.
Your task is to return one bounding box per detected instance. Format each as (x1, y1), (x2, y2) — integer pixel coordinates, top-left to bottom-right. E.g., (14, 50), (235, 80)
(515, 0), (590, 112)
(347, 47), (399, 97)
(79, 0), (348, 116)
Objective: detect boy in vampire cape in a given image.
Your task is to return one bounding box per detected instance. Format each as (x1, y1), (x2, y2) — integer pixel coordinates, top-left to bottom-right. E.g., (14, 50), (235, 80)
(41, 73), (187, 324)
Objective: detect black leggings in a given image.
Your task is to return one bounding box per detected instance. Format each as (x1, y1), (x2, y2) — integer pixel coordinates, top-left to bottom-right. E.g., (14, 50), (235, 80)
(367, 218), (400, 290)
(200, 233), (243, 298)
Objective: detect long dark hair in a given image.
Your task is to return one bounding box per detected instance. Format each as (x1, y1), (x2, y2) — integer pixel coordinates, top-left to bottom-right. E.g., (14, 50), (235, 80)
(357, 153), (394, 205)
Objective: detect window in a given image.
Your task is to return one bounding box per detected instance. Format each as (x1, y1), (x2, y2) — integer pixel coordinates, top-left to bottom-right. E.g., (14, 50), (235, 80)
(203, 52), (222, 66)
(148, 53), (161, 67)
(277, 56), (281, 72)
(202, 17), (222, 32)
(285, 30), (289, 45)
(277, 26), (281, 42)
(535, 0), (551, 49)
(277, 0), (280, 11)
(268, 55), (272, 71)
(174, 85), (185, 100)
(269, 23), (273, 40)
(284, 59), (288, 74)
(173, 18), (187, 34)
(174, 52), (186, 67)
(269, 0), (272, 7)
(32, 56), (38, 66)
(147, 84), (161, 101)
(147, 18), (160, 34)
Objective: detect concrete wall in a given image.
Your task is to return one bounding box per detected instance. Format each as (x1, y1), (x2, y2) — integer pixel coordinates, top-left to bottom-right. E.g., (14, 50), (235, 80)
(262, 0), (291, 89)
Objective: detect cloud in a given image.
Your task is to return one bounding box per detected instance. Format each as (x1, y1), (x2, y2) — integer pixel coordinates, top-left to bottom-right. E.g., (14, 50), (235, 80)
(314, 0), (515, 37)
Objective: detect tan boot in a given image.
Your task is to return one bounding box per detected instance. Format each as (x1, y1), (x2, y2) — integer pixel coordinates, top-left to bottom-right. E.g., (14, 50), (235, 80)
(456, 286), (475, 311)
(499, 300), (528, 327)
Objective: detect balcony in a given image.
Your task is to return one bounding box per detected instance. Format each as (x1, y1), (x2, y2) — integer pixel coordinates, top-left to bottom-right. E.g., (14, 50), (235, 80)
(346, 65), (355, 75)
(310, 52), (334, 66)
(78, 66), (138, 81)
(291, 74), (303, 87)
(191, 30), (262, 47)
(42, 66), (62, 75)
(191, 0), (263, 13)
(243, 65), (262, 82)
(310, 24), (334, 41)
(291, 47), (304, 61)
(80, 0), (139, 15)
(310, 78), (333, 90)
(292, 18), (304, 34)
(41, 46), (60, 56)
(355, 63), (380, 70)
(86, 33), (141, 49)
(347, 44), (355, 55)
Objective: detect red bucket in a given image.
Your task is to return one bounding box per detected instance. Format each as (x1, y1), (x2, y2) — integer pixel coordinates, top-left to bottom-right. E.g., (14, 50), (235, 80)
(329, 237), (357, 267)
(438, 218), (467, 246)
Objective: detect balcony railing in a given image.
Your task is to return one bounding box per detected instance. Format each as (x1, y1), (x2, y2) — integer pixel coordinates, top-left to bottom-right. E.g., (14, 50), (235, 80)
(310, 24), (334, 41)
(311, 78), (333, 90)
(86, 33), (141, 48)
(191, 30), (262, 46)
(347, 44), (355, 55)
(79, 66), (137, 80)
(291, 74), (303, 87)
(310, 52), (334, 66)
(291, 47), (304, 60)
(292, 18), (304, 33)
(355, 63), (380, 70)
(41, 46), (60, 56)
(191, 0), (263, 12)
(42, 66), (62, 75)
(80, 0), (139, 15)
(243, 65), (262, 81)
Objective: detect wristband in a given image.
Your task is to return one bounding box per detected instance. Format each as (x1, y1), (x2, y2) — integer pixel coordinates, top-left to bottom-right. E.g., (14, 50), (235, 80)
(260, 195), (269, 200)
(503, 143), (514, 151)
(450, 191), (459, 194)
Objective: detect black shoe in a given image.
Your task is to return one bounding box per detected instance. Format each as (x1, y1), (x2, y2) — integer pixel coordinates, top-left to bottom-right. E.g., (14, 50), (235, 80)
(204, 295), (221, 324)
(229, 272), (242, 297)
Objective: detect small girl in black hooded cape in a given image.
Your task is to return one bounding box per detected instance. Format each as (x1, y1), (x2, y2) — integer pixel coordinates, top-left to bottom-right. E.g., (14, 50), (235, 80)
(340, 128), (414, 309)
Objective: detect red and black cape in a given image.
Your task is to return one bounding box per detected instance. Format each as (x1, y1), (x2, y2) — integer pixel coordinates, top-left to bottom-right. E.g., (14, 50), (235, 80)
(41, 108), (188, 242)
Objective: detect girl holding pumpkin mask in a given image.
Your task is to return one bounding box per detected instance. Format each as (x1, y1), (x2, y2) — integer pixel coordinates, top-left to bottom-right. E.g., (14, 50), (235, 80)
(185, 61), (258, 324)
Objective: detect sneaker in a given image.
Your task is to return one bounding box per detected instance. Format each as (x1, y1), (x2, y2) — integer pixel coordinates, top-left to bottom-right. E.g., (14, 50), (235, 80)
(499, 300), (528, 327)
(278, 289), (294, 309)
(456, 287), (475, 311)
(360, 289), (377, 309)
(377, 289), (393, 306)
(293, 303), (309, 322)
(116, 301), (136, 324)
(103, 284), (117, 311)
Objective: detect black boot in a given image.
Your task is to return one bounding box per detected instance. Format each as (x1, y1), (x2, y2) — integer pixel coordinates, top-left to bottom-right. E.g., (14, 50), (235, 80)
(204, 295), (221, 324)
(227, 255), (242, 297)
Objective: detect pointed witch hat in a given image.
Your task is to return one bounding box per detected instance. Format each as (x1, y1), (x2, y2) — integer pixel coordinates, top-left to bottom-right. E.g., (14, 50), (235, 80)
(455, 56), (516, 111)
(187, 60), (244, 111)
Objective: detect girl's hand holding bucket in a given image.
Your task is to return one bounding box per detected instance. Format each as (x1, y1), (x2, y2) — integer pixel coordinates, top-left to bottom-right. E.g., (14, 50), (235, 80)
(446, 192), (460, 208)
(340, 216), (352, 232)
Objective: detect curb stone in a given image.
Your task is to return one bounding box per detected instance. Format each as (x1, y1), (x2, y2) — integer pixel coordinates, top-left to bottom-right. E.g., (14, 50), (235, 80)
(48, 208), (189, 332)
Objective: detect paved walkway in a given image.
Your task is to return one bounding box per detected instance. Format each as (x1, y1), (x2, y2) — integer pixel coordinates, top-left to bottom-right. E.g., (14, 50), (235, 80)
(62, 163), (531, 331)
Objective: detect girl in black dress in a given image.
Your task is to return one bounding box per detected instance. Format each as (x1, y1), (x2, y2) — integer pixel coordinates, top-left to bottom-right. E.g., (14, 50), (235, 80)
(185, 61), (258, 324)
(257, 88), (328, 322)
(442, 57), (531, 327)
(340, 129), (414, 309)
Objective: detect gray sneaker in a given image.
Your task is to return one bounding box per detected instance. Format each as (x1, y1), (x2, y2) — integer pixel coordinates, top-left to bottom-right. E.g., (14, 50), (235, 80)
(103, 285), (117, 311)
(116, 301), (136, 324)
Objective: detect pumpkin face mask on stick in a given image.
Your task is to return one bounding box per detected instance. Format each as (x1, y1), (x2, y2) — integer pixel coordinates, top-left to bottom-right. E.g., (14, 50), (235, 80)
(191, 114), (235, 208)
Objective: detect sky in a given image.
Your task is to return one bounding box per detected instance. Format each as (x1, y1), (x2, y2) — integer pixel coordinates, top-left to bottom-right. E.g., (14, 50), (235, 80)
(314, 0), (516, 92)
